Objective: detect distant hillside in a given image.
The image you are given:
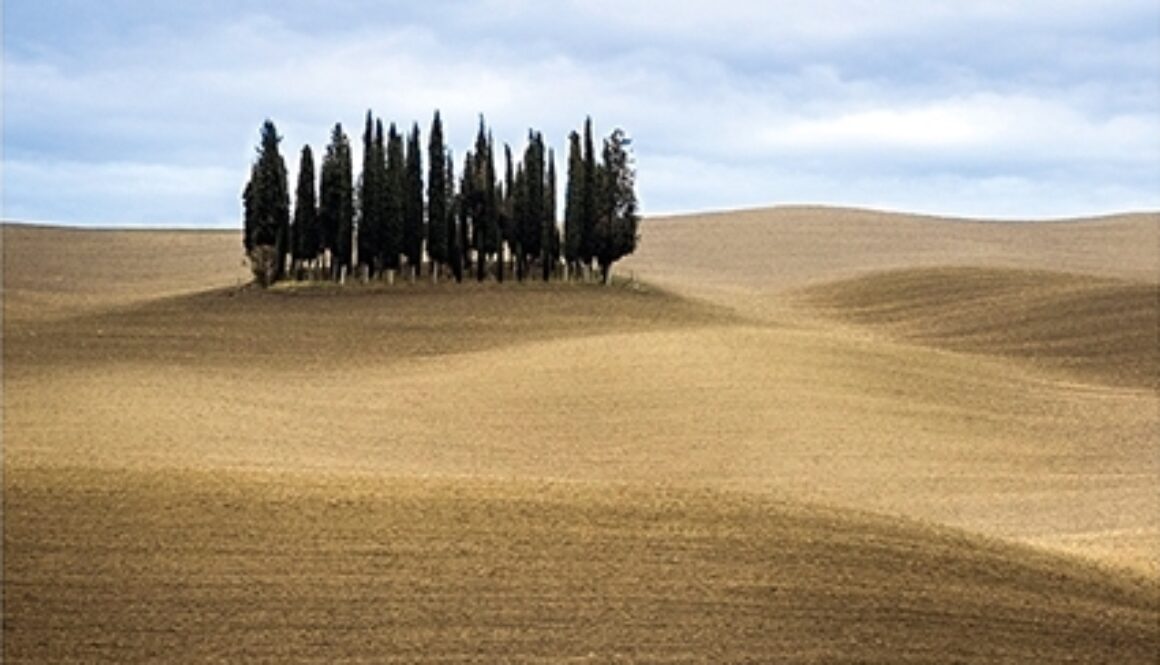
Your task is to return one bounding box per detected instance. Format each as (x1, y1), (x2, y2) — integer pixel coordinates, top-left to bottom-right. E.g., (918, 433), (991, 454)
(801, 267), (1158, 389)
(623, 206), (1159, 293)
(2, 224), (247, 322)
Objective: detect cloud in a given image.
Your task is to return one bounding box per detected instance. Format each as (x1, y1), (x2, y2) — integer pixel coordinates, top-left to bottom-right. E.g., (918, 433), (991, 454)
(3, 1), (1158, 226)
(761, 93), (1160, 165)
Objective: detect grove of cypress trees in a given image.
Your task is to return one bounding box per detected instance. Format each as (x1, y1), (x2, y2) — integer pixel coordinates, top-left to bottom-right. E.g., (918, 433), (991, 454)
(404, 123), (425, 279)
(244, 111), (633, 287)
(291, 144), (319, 275)
(426, 111), (449, 280)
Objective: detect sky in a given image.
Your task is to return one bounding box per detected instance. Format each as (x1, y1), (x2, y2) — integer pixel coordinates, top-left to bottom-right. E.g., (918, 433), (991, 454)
(3, 0), (1159, 227)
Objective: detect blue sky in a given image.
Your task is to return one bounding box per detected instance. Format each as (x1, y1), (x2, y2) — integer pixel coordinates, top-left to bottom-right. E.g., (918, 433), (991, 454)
(3, 0), (1159, 227)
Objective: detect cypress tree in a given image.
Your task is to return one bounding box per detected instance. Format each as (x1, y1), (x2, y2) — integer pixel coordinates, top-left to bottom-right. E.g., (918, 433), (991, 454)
(426, 111), (449, 279)
(336, 128), (355, 279)
(580, 117), (597, 277)
(563, 130), (583, 279)
(292, 144), (319, 276)
(384, 123), (405, 274)
(512, 162), (527, 280)
(242, 119), (290, 285)
(460, 150), (476, 278)
(469, 119), (501, 282)
(543, 148), (558, 281)
(486, 131), (502, 283)
(514, 130), (546, 280)
(404, 123), (425, 279)
(501, 143), (517, 279)
(242, 163), (258, 256)
(319, 123), (353, 279)
(594, 128), (639, 284)
(357, 111), (380, 277)
(446, 152), (463, 282)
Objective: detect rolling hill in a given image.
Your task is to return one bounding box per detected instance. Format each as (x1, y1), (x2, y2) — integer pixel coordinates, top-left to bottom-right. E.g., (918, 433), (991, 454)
(4, 207), (1158, 662)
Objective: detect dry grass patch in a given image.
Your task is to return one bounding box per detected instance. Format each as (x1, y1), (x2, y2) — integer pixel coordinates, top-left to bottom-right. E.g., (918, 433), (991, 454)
(2, 225), (248, 322)
(6, 467), (1157, 663)
(800, 267), (1158, 389)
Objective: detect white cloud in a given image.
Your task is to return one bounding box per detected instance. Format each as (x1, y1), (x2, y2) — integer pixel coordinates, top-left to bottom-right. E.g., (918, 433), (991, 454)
(761, 94), (1160, 166)
(3, 1), (1158, 225)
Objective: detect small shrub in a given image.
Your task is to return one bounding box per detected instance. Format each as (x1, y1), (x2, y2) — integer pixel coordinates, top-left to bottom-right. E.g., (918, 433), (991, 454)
(249, 245), (279, 287)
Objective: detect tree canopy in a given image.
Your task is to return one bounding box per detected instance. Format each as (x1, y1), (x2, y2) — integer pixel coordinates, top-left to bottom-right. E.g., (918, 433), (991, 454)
(242, 112), (637, 287)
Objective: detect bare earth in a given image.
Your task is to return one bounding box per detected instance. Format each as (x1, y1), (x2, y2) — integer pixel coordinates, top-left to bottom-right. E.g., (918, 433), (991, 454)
(4, 206), (1159, 662)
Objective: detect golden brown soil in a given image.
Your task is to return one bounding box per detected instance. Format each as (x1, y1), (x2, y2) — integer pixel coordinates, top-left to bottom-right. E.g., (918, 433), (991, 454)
(800, 266), (1158, 389)
(4, 207), (1159, 662)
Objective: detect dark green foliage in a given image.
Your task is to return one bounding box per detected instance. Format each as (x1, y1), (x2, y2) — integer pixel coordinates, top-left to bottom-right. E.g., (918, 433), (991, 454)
(594, 129), (639, 283)
(319, 123), (354, 279)
(543, 149), (559, 281)
(580, 117), (598, 270)
(510, 130), (558, 281)
(357, 112), (385, 276)
(516, 131), (547, 280)
(446, 153), (463, 283)
(478, 124), (502, 280)
(242, 163), (258, 255)
(463, 118), (502, 282)
(459, 150), (476, 278)
(511, 163), (527, 280)
(384, 124), (406, 272)
(243, 111), (634, 287)
(404, 123), (425, 278)
(563, 131), (583, 273)
(426, 111), (449, 273)
(241, 119), (290, 285)
(501, 144), (516, 276)
(291, 145), (320, 271)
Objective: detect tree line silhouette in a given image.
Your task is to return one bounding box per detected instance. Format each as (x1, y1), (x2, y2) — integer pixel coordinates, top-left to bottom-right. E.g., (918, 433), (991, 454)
(242, 111), (638, 287)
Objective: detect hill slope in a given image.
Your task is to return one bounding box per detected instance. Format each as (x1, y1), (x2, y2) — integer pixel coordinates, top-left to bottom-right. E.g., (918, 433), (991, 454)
(621, 207), (1158, 324)
(4, 212), (1159, 662)
(801, 267), (1158, 389)
(2, 224), (248, 322)
(7, 467), (1157, 663)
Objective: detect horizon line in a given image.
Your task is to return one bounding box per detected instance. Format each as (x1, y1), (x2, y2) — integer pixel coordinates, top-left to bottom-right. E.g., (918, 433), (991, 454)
(4, 203), (1158, 232)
